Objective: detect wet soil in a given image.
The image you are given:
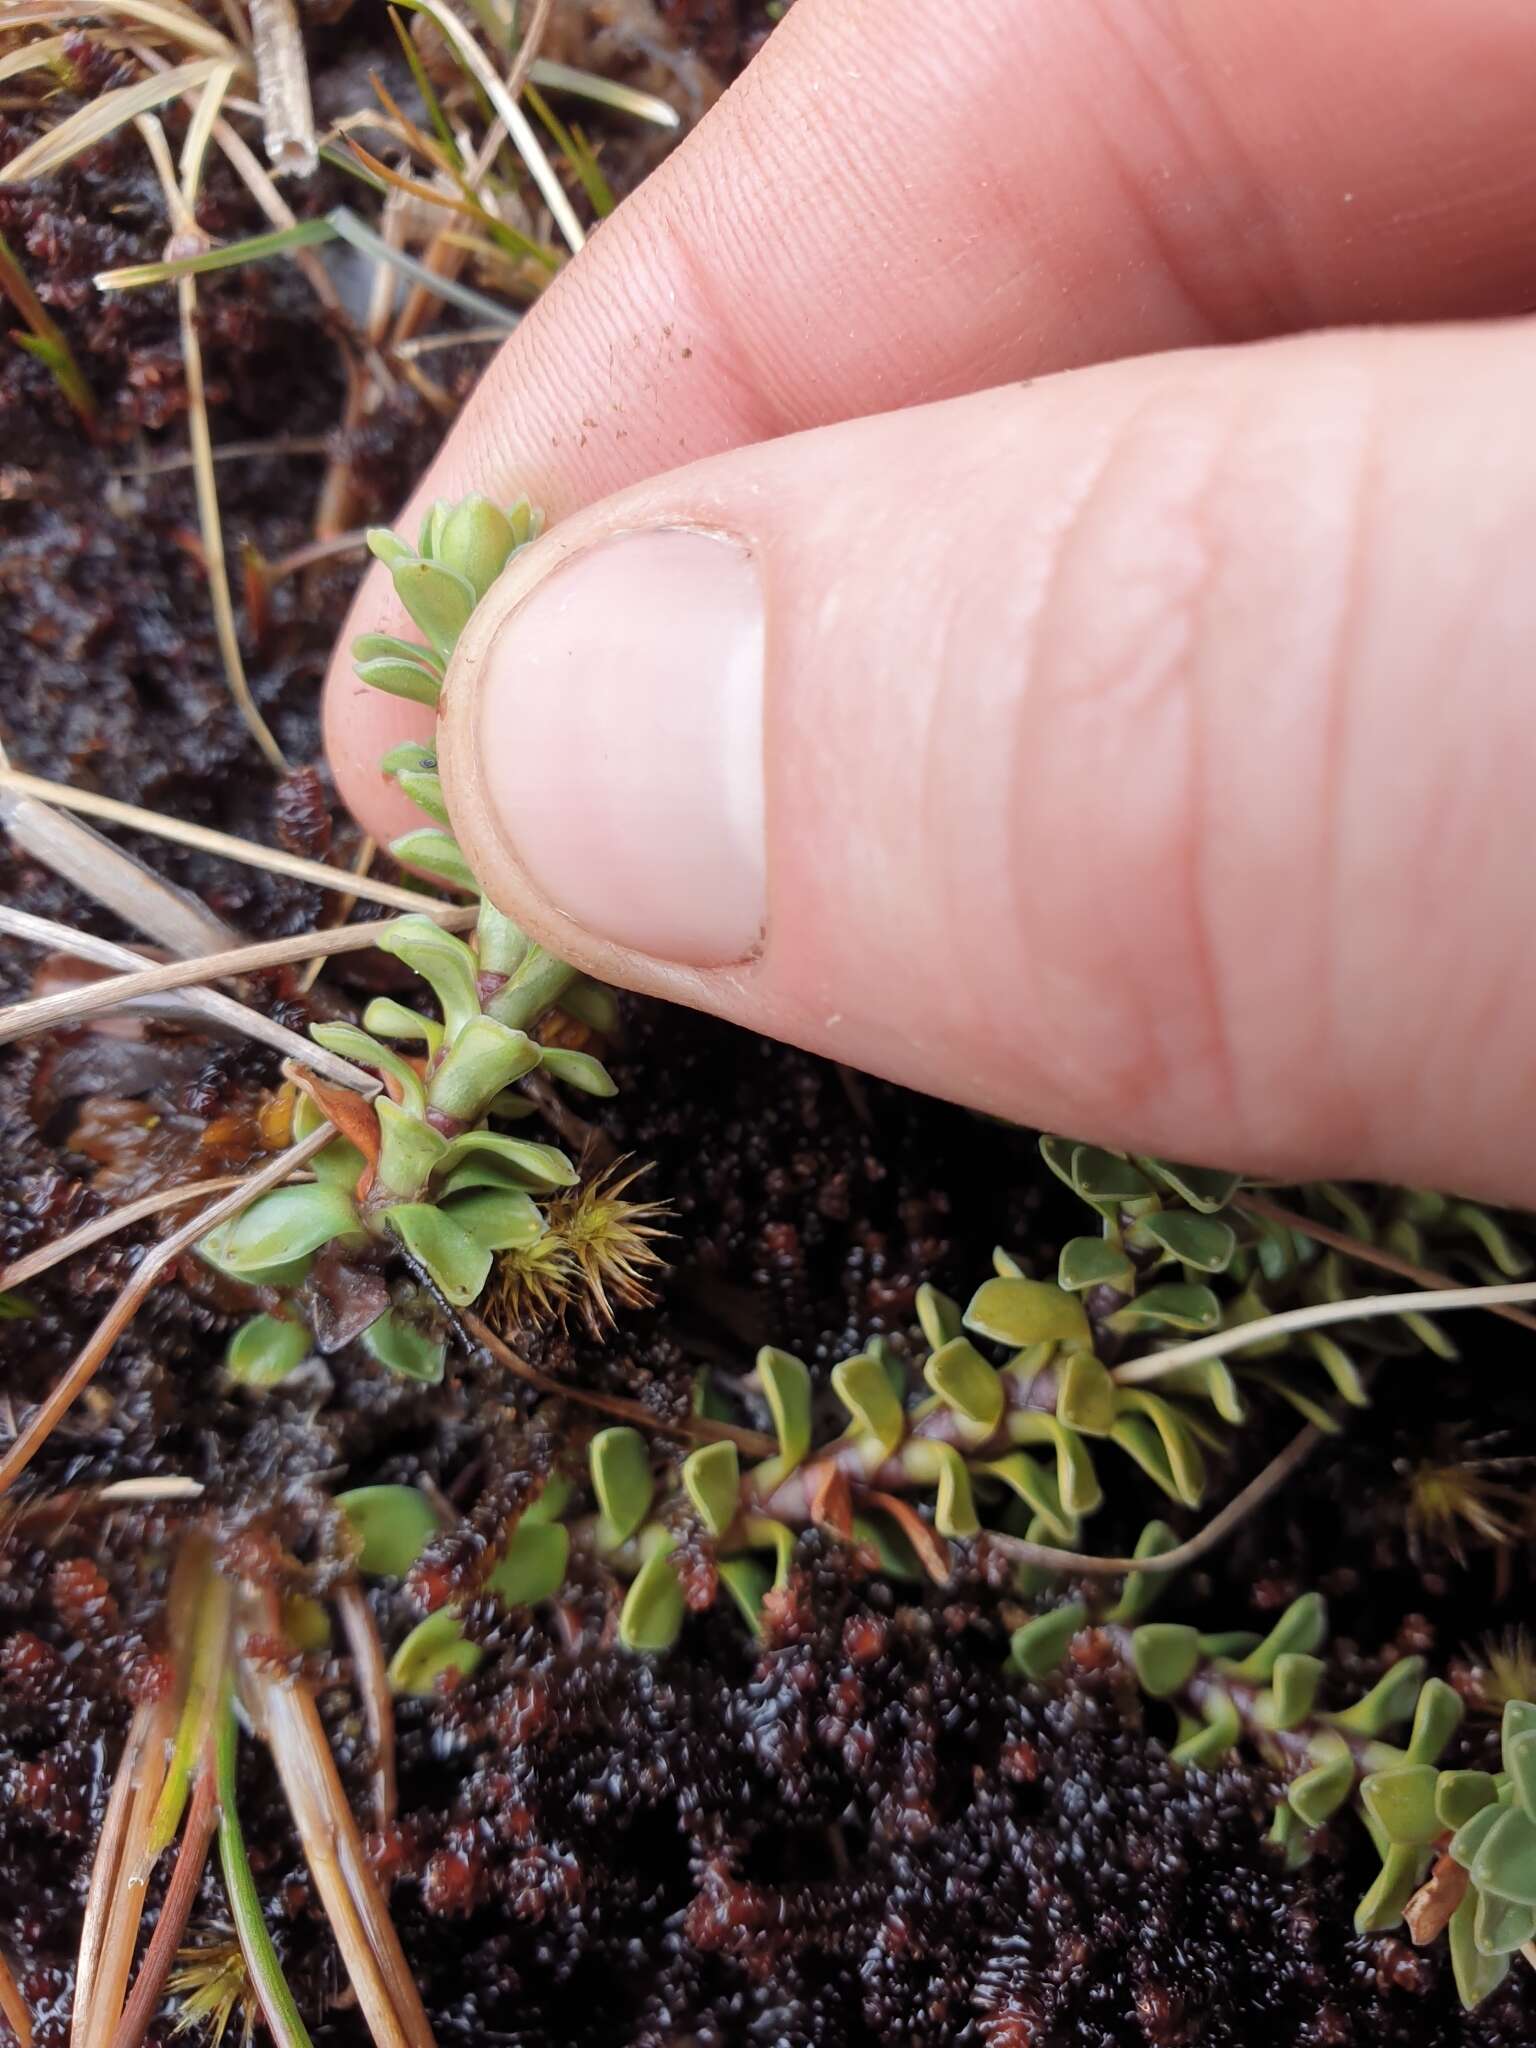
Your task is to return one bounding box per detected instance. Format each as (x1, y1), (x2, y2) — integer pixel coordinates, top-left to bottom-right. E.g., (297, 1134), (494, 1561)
(2, 6), (1534, 2044)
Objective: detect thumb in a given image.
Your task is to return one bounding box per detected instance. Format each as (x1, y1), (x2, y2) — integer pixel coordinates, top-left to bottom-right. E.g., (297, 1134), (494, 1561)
(428, 319), (1536, 1205)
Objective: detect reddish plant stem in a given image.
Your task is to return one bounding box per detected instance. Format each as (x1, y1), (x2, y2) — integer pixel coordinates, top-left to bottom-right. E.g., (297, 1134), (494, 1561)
(106, 1768), (219, 2048)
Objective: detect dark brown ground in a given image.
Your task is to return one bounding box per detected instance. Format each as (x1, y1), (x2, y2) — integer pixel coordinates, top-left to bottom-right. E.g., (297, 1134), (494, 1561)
(2, 6), (1535, 2044)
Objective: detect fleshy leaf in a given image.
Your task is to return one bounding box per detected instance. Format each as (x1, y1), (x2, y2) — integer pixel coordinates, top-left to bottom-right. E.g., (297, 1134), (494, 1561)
(535, 1046), (618, 1097)
(1131, 1622), (1201, 1699)
(373, 1096), (446, 1200)
(1136, 1210), (1237, 1272)
(433, 1130), (578, 1190)
(1006, 1412), (1102, 1518)
(931, 1443), (979, 1539)
(208, 1183), (363, 1274)
(354, 645), (442, 706)
(335, 1485), (441, 1576)
(1470, 1805), (1536, 1908)
(389, 557), (476, 659)
(976, 1452), (1076, 1545)
(965, 1276), (1091, 1349)
(718, 1556), (771, 1636)
(310, 1020), (427, 1116)
(924, 1337), (1005, 1435)
(1103, 1521), (1180, 1625)
(753, 1348), (813, 1491)
(682, 1441), (741, 1538)
(1107, 1283), (1221, 1334)
(1222, 1593), (1328, 1684)
(1326, 1656), (1425, 1738)
(1055, 1352), (1117, 1437)
(226, 1313), (309, 1387)
(361, 1308), (446, 1384)
(1438, 1772), (1499, 1834)
(590, 1428), (653, 1548)
(1008, 1603), (1088, 1681)
(1474, 1888), (1536, 1959)
(1449, 1888), (1512, 2009)
(376, 917), (483, 1044)
(1263, 1653), (1325, 1732)
(1138, 1159), (1243, 1212)
(427, 1016), (543, 1123)
(362, 997), (444, 1056)
(915, 1282), (962, 1349)
(486, 1520), (569, 1607)
(1288, 1737), (1356, 1827)
(1057, 1235), (1134, 1293)
(1354, 1842), (1430, 1934)
(831, 1353), (906, 1455)
(383, 1204), (492, 1306)
(1450, 1802), (1505, 1873)
(388, 1607), (481, 1695)
(619, 1548), (685, 1653)
(1069, 1146), (1153, 1205)
(1362, 1765), (1442, 1847)
(1508, 1727), (1536, 1821)
(440, 1187), (544, 1253)
(1171, 1688), (1241, 1769)
(436, 495), (518, 599)
(389, 829), (476, 891)
(1405, 1677), (1465, 1766)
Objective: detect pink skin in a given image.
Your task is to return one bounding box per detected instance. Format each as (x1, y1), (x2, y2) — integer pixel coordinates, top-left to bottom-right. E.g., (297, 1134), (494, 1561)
(325, 0), (1536, 1206)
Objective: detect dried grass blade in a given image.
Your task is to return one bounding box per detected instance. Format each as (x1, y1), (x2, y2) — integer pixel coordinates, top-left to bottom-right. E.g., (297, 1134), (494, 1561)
(242, 1618), (436, 2048)
(0, 1946), (33, 2048)
(0, 750), (236, 958)
(0, 1178), (248, 1293)
(247, 0), (315, 176)
(213, 1702), (315, 2048)
(0, 905), (381, 1095)
(0, 56), (222, 182)
(0, 33), (71, 85)
(336, 1579), (397, 1831)
(107, 1766), (219, 2048)
(0, 907), (475, 1048)
(73, 1695), (175, 2048)
(0, 770), (471, 912)
(527, 57), (679, 130)
(2, 1), (235, 60)
(0, 1125), (334, 1498)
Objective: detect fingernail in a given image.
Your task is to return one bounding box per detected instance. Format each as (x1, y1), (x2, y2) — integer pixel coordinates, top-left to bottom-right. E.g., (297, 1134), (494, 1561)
(473, 528), (766, 967)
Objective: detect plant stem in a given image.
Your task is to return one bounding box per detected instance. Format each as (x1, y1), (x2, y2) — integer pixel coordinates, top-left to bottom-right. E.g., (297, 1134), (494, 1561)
(0, 1946), (33, 2048)
(336, 1579), (397, 1832)
(0, 1126), (334, 1497)
(214, 1702), (316, 2048)
(107, 1766), (218, 2048)
(1236, 1192), (1536, 1338)
(1111, 1280), (1536, 1389)
(0, 906), (476, 1047)
(0, 769), (470, 913)
(73, 1695), (175, 2048)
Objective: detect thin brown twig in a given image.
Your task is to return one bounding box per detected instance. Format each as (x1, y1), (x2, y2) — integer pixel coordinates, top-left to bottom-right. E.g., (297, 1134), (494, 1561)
(0, 906), (475, 1049)
(987, 1421), (1324, 1578)
(1237, 1191), (1536, 1337)
(0, 905), (380, 1095)
(336, 1579), (397, 1832)
(0, 1126), (334, 1499)
(459, 1307), (776, 1455)
(74, 1694), (175, 2048)
(0, 771), (470, 912)
(106, 1765), (218, 2048)
(0, 1178), (249, 1293)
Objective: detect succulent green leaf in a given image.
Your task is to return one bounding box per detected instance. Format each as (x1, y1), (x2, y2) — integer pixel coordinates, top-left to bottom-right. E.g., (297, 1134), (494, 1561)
(1471, 1805), (1536, 1908)
(1055, 1351), (1118, 1437)
(373, 1096), (447, 1200)
(1269, 1800), (1312, 1870)
(1262, 1653), (1325, 1732)
(1135, 1210), (1237, 1272)
(354, 995), (438, 1056)
(1405, 1677), (1465, 1765)
(1362, 1765), (1442, 1847)
(308, 1135), (370, 1189)
(1303, 1332), (1369, 1407)
(1110, 1390), (1206, 1507)
(1287, 1738), (1356, 1826)
(1326, 1656), (1426, 1738)
(1354, 1842), (1430, 1934)
(436, 494), (518, 598)
(1057, 1235), (1134, 1293)
(535, 1045), (618, 1096)
(364, 529), (415, 572)
(361, 1308), (446, 1384)
(975, 1452), (1076, 1545)
(1197, 1631), (1263, 1661)
(619, 1548), (685, 1653)
(965, 1276), (1091, 1349)
(335, 1485), (441, 1576)
(354, 649), (443, 706)
(590, 1428), (653, 1549)
(1103, 1521), (1180, 1625)
(1151, 1356), (1247, 1423)
(1222, 1593), (1328, 1684)
(388, 1607), (481, 1695)
(717, 1556), (771, 1636)
(1008, 1602), (1088, 1681)
(682, 1441), (741, 1538)
(483, 1090), (539, 1122)
(830, 1353), (905, 1456)
(1509, 1723), (1536, 1820)
(1107, 1282), (1222, 1334)
(742, 1514), (797, 1588)
(416, 500), (452, 560)
(208, 1183), (363, 1274)
(389, 828), (477, 891)
(226, 1313), (309, 1387)
(1171, 1688), (1241, 1769)
(433, 1130), (578, 1190)
(931, 1443), (979, 1539)
(1107, 1412), (1184, 1504)
(1069, 1146), (1153, 1205)
(1449, 1888), (1512, 2010)
(1006, 1413), (1102, 1519)
(753, 1348), (813, 1490)
(991, 1246), (1026, 1278)
(1240, 1365), (1345, 1435)
(374, 915), (483, 1042)
(485, 1520), (569, 1607)
(1451, 1801), (1506, 1873)
(924, 1337), (1006, 1435)
(1132, 1623), (1201, 1699)
(560, 976), (620, 1034)
(389, 557), (477, 659)
(1449, 1200), (1532, 1278)
(915, 1282), (962, 1350)
(310, 1019), (427, 1116)
(383, 1204), (492, 1306)
(389, 760), (450, 826)
(440, 1187), (545, 1253)
(1474, 1887), (1536, 1958)
(354, 629), (444, 678)
(1138, 1159), (1243, 1213)
(1438, 1772), (1499, 1834)
(430, 1019), (548, 1130)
